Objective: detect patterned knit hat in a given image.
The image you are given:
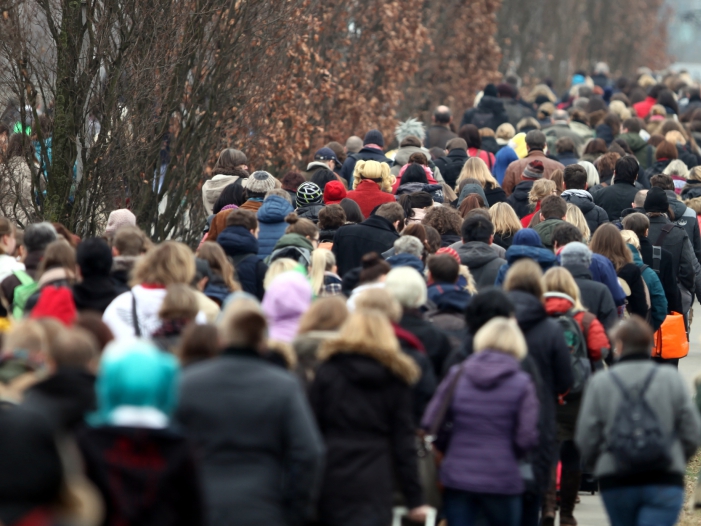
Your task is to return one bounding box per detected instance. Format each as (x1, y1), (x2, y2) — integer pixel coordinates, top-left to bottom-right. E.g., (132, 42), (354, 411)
(296, 182), (323, 206)
(436, 247), (460, 264)
(243, 171), (276, 195)
(105, 209), (136, 235)
(522, 160), (545, 180)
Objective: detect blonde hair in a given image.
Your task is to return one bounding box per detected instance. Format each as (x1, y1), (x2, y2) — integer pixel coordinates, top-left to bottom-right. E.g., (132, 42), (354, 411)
(528, 179), (556, 204)
(131, 241), (195, 287)
(473, 317), (527, 360)
(197, 242), (240, 292)
(158, 284), (199, 320)
(297, 296), (349, 333)
(354, 288), (403, 323)
(503, 259), (544, 298)
(609, 100), (632, 121)
(620, 229), (640, 249)
(3, 319), (48, 355)
(689, 166), (701, 182)
(37, 240), (76, 279)
(665, 130), (686, 146)
(310, 249), (335, 296)
(353, 160), (393, 192)
(542, 267), (586, 311)
(489, 202), (522, 237)
(456, 157), (499, 190)
(663, 159), (690, 179)
(566, 204), (591, 242)
(479, 127), (496, 138)
(495, 123), (516, 141)
(264, 258), (299, 289)
(218, 296), (266, 348)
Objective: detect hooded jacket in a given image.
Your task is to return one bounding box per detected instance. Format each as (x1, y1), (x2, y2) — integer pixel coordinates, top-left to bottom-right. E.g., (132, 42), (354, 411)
(332, 216), (399, 277)
(593, 179), (641, 221)
(507, 180), (534, 219)
(262, 272), (311, 344)
(266, 233), (314, 267)
(390, 145), (438, 177)
(434, 149), (468, 189)
(310, 339), (423, 526)
(399, 309), (453, 380)
(217, 225), (267, 300)
(533, 218), (566, 250)
(561, 189), (609, 234)
(456, 241), (506, 290)
(458, 182), (488, 207)
(340, 147), (392, 186)
(638, 236), (682, 314)
(72, 276), (121, 314)
(682, 179), (701, 201)
(386, 252), (424, 274)
(460, 95), (509, 132)
(494, 146), (519, 186)
(647, 215), (696, 293)
(202, 174), (246, 216)
(665, 189), (701, 265)
(295, 203), (325, 224)
(494, 244), (557, 286)
(345, 179), (396, 219)
(256, 196), (294, 258)
(421, 351), (539, 495)
(395, 182), (444, 203)
(426, 283), (471, 357)
(502, 150), (565, 196)
(561, 263), (618, 330)
(618, 132), (655, 170)
(642, 159), (672, 189)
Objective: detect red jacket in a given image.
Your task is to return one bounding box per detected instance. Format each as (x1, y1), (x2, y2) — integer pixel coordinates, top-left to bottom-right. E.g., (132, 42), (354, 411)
(521, 201), (541, 228)
(468, 148), (496, 170)
(544, 295), (610, 362)
(346, 179), (397, 219)
(633, 96), (656, 119)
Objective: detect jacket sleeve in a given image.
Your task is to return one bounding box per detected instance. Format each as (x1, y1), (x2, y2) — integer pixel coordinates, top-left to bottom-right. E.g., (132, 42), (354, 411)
(671, 369), (701, 462)
(596, 207), (609, 230)
(691, 215), (701, 266)
(679, 236), (697, 294)
(598, 287), (619, 331)
(514, 376), (540, 456)
(282, 380), (326, 526)
(502, 165), (517, 196)
(494, 263), (508, 286)
(644, 269), (668, 332)
(575, 376), (606, 471)
(340, 157), (356, 186)
(255, 260), (268, 301)
(583, 315), (609, 363)
(391, 384), (424, 509)
(175, 445), (206, 526)
(460, 108), (472, 128)
(550, 322), (574, 396)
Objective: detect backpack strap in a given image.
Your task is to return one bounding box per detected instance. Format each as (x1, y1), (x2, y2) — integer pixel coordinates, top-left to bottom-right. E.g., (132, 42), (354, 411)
(131, 292), (142, 337)
(13, 270), (33, 286)
(652, 246), (662, 272)
(428, 363), (465, 436)
(610, 367), (657, 402)
(654, 223), (675, 247)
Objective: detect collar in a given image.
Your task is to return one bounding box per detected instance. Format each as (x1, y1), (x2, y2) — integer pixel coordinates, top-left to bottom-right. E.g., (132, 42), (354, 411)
(526, 149), (545, 157)
(561, 188), (592, 199)
(223, 346), (263, 359)
(141, 283), (166, 289)
(618, 352), (651, 363)
(363, 144), (383, 151)
(110, 406), (169, 428)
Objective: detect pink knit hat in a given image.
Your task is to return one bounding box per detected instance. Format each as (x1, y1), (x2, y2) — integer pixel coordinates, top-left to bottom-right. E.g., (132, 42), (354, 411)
(105, 209), (137, 235)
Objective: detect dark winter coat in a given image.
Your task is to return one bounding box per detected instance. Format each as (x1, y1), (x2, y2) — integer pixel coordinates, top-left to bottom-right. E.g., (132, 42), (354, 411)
(296, 203), (325, 224)
(216, 226), (267, 300)
(593, 179), (641, 221)
(502, 98), (535, 126)
(177, 347), (324, 526)
(392, 324), (437, 424)
(77, 426), (204, 526)
(424, 125), (457, 150)
(479, 136), (501, 155)
(400, 309), (453, 380)
(332, 216), (399, 277)
(494, 244), (558, 286)
(647, 215), (696, 293)
(340, 147), (392, 186)
(434, 148), (468, 189)
(460, 96), (509, 132)
(257, 195), (294, 258)
(426, 283), (470, 359)
(682, 179), (701, 200)
(493, 232), (515, 249)
(310, 341), (423, 526)
(72, 276), (120, 314)
(666, 190), (701, 265)
(642, 159), (672, 189)
(617, 262), (649, 320)
(533, 218), (566, 250)
(561, 190), (609, 234)
(557, 152), (580, 166)
(639, 236), (682, 313)
(421, 351), (539, 495)
(484, 185), (507, 207)
(618, 132), (655, 171)
(507, 180), (534, 218)
(456, 241), (506, 290)
(110, 256), (138, 295)
(678, 144), (700, 169)
(440, 233), (462, 247)
(561, 263), (618, 329)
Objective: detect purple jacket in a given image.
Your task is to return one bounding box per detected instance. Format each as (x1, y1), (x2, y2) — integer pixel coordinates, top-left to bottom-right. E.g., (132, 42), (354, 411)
(421, 350), (539, 495)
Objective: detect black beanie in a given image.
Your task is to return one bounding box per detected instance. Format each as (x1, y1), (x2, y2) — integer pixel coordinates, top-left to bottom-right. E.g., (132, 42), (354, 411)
(77, 237), (113, 278)
(484, 84), (498, 97)
(644, 187), (669, 214)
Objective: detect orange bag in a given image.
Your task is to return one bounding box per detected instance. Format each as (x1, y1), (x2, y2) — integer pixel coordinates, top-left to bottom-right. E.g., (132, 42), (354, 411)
(651, 311), (689, 359)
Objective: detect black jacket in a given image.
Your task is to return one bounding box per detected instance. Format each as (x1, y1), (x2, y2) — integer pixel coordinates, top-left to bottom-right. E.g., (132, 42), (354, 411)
(561, 190), (609, 234)
(310, 348), (423, 526)
(562, 263), (619, 329)
(502, 97), (535, 126)
(296, 203), (324, 224)
(177, 347), (324, 526)
(642, 159), (672, 189)
(593, 179), (641, 221)
(72, 276), (120, 314)
(394, 326), (437, 425)
(480, 136), (501, 155)
(647, 215), (696, 293)
(332, 216), (399, 277)
(557, 152), (580, 166)
(434, 148), (468, 188)
(682, 180), (701, 200)
(217, 225), (268, 300)
(340, 147), (391, 186)
(460, 95), (509, 131)
(399, 309), (452, 380)
(484, 185), (507, 207)
(507, 180), (534, 219)
(639, 237), (682, 314)
(666, 190), (701, 265)
(617, 262), (649, 320)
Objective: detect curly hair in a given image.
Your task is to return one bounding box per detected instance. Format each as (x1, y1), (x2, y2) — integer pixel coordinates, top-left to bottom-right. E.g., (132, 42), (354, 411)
(422, 206), (462, 235)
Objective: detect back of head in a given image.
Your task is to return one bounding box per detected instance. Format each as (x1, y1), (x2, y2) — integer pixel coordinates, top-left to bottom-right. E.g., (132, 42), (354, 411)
(662, 159), (689, 179)
(297, 297), (349, 333)
(543, 266), (582, 305)
(375, 202), (405, 227)
(446, 137), (468, 152)
(285, 212), (319, 238)
(358, 252), (391, 285)
(105, 209), (137, 236)
(393, 236), (424, 258)
(132, 241), (195, 287)
(621, 212), (650, 239)
(37, 240), (76, 277)
(622, 118), (641, 133)
(354, 288), (403, 323)
(158, 283), (199, 321)
(465, 288), (514, 334)
(178, 323), (220, 366)
(280, 171), (306, 193)
(403, 163), (429, 185)
(297, 181), (324, 205)
(644, 186), (669, 214)
(353, 159), (392, 192)
(525, 130), (546, 150)
(503, 258), (544, 298)
(266, 188), (294, 206)
(427, 254), (459, 284)
(113, 226), (150, 256)
(51, 327), (99, 369)
(560, 241), (592, 267)
(563, 165), (588, 190)
(612, 315), (654, 357)
(318, 204), (346, 230)
(434, 106), (452, 124)
(395, 117), (426, 144)
(340, 198), (364, 223)
(650, 173), (674, 191)
(496, 123), (516, 141)
(556, 136), (576, 154)
(226, 208), (258, 230)
(77, 237), (112, 278)
(473, 317), (527, 360)
(219, 297), (267, 349)
(614, 156), (639, 184)
(539, 195), (567, 220)
(213, 148), (247, 174)
(655, 140), (678, 161)
(385, 267), (427, 309)
(24, 222), (57, 254)
(458, 125), (480, 149)
(552, 222), (584, 248)
(461, 215), (494, 242)
(346, 136), (363, 153)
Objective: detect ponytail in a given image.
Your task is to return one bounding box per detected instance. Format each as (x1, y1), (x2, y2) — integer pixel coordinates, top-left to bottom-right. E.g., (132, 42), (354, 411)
(310, 248), (335, 296)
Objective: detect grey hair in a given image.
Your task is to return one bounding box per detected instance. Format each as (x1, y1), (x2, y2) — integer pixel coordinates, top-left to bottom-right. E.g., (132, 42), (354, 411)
(395, 118), (426, 144)
(24, 222), (57, 253)
(266, 188), (293, 206)
(393, 235), (424, 258)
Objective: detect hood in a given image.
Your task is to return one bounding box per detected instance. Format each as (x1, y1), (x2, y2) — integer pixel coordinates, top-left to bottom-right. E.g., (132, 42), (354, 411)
(272, 232), (314, 252)
(386, 252), (424, 272)
(217, 225), (259, 256)
(544, 293), (575, 316)
(620, 206), (646, 218)
(427, 283), (472, 312)
(509, 290), (547, 332)
(510, 180), (534, 202)
(464, 350), (519, 389)
(396, 182), (444, 201)
(618, 132), (647, 152)
(458, 183), (487, 205)
(562, 262), (593, 281)
(478, 95), (505, 113)
(305, 161), (332, 172)
(394, 146), (430, 167)
(505, 244), (557, 266)
(257, 195), (293, 223)
(665, 190), (687, 218)
(202, 175), (239, 209)
(457, 241), (499, 268)
(561, 189), (595, 213)
(72, 276), (118, 312)
(262, 272), (312, 341)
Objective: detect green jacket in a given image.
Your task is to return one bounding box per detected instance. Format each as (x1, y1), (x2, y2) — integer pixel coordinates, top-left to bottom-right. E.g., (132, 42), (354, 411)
(265, 233), (314, 265)
(533, 218), (565, 251)
(618, 132), (655, 171)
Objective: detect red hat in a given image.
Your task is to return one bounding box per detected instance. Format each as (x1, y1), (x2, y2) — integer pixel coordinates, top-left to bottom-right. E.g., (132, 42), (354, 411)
(323, 180), (347, 205)
(436, 247), (461, 264)
(30, 286), (77, 326)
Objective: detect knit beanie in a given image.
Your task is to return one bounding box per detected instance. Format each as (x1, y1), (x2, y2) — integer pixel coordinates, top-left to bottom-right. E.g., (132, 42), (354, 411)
(323, 180), (347, 205)
(244, 171), (276, 195)
(644, 186), (669, 214)
(484, 84), (499, 97)
(296, 182), (324, 206)
(353, 160), (392, 192)
(30, 286), (77, 326)
(512, 228), (543, 247)
(364, 129), (384, 148)
(522, 160), (545, 180)
(77, 237), (113, 278)
(560, 242), (593, 267)
(436, 247), (460, 264)
(105, 209), (136, 235)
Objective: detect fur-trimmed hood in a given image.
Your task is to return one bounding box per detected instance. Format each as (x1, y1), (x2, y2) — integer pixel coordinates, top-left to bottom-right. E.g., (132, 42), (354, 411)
(319, 338), (419, 385)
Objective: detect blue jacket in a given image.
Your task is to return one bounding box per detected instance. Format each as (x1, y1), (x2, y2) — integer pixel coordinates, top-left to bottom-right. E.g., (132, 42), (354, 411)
(386, 253), (424, 273)
(495, 245), (557, 286)
(629, 244), (668, 331)
(589, 254), (627, 307)
(493, 146), (518, 185)
(257, 196), (293, 258)
(217, 225), (268, 300)
(427, 283), (472, 312)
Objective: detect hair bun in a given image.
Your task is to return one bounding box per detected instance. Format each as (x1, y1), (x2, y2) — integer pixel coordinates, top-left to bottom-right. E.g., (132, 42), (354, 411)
(285, 213), (300, 225)
(361, 252), (382, 268)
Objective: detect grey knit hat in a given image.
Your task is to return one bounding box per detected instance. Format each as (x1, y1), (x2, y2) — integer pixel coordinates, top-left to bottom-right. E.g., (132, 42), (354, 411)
(243, 171), (276, 194)
(560, 242), (592, 267)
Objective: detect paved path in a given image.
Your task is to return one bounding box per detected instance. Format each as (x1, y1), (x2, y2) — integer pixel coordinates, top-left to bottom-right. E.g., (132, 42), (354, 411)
(572, 309), (701, 526)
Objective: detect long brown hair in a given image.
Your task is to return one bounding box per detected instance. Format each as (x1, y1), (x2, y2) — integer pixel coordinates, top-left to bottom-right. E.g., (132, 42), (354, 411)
(197, 242), (240, 292)
(589, 223), (632, 271)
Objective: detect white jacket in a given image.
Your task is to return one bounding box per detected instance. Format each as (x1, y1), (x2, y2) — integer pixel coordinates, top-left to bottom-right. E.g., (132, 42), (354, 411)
(0, 254), (25, 283)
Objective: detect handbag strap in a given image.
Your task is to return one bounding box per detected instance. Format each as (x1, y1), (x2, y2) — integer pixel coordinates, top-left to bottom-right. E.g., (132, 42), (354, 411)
(654, 223), (675, 247)
(428, 363), (464, 436)
(131, 292), (142, 337)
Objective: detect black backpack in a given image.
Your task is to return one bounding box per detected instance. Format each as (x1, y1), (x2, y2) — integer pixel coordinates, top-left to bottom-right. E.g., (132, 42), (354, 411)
(607, 367), (671, 474)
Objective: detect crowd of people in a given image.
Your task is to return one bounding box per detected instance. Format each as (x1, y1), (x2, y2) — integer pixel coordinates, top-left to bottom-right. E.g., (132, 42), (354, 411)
(3, 65), (701, 526)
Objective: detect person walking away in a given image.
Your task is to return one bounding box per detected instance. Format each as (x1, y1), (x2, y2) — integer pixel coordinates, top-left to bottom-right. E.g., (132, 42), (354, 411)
(507, 161), (546, 219)
(594, 157), (642, 221)
(502, 131), (565, 196)
(345, 160), (396, 219)
(576, 317), (701, 526)
(425, 106), (458, 149)
(533, 195), (568, 250)
(456, 215), (506, 290)
(340, 130), (392, 186)
(561, 165), (609, 234)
